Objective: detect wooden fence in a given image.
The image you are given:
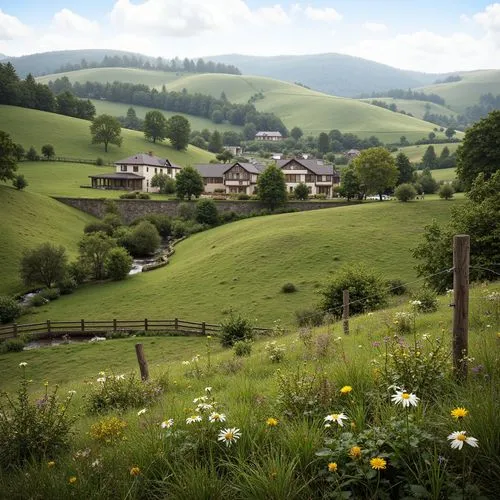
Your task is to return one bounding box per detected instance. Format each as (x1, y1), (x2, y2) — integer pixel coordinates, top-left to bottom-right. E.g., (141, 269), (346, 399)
(23, 157), (114, 166)
(0, 318), (271, 342)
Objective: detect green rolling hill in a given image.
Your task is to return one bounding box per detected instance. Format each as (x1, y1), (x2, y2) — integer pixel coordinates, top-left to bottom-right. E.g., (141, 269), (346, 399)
(359, 98), (458, 121)
(38, 69), (448, 142)
(0, 105), (214, 164)
(396, 142), (461, 163)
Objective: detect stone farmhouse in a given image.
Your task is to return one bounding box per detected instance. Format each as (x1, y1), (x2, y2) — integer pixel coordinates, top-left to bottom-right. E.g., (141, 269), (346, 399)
(255, 131), (283, 141)
(89, 152), (181, 192)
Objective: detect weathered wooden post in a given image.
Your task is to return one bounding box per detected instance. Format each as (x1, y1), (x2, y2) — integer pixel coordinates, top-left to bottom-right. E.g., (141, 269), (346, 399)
(452, 234), (470, 382)
(113, 319), (117, 332)
(135, 343), (149, 381)
(174, 318), (178, 331)
(144, 318), (148, 332)
(201, 322), (206, 336)
(13, 323), (18, 338)
(342, 289), (349, 335)
(81, 319), (85, 333)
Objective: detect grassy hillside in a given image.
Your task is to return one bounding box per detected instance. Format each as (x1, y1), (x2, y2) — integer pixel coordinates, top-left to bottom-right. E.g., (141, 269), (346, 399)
(37, 69), (448, 141)
(0, 105), (213, 164)
(395, 142), (461, 163)
(0, 186), (96, 296)
(19, 198), (460, 326)
(416, 70), (500, 113)
(90, 99), (243, 133)
(359, 98), (458, 120)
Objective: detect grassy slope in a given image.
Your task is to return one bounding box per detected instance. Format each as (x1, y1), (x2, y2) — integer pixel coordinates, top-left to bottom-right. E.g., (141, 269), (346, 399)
(19, 198), (460, 326)
(0, 185), (96, 296)
(416, 70), (500, 113)
(0, 105), (213, 164)
(359, 98), (458, 120)
(37, 69), (447, 141)
(90, 99), (243, 133)
(396, 142), (461, 163)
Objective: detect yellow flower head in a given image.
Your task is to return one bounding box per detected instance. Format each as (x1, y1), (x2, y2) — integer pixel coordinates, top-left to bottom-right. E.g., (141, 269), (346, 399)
(451, 407), (468, 420)
(349, 446), (362, 459)
(68, 476), (77, 485)
(340, 385), (353, 395)
(47, 461), (56, 468)
(130, 466), (141, 477)
(370, 457), (387, 470)
(328, 462), (338, 473)
(266, 417), (279, 427)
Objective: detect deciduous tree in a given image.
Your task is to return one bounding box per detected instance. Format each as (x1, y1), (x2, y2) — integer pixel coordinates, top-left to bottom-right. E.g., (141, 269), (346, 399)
(257, 164), (287, 210)
(294, 182), (309, 200)
(20, 243), (68, 288)
(41, 144), (55, 159)
(90, 114), (122, 153)
(395, 152), (414, 185)
(175, 166), (204, 200)
(78, 232), (116, 280)
(0, 130), (18, 182)
(167, 115), (190, 150)
(144, 110), (168, 143)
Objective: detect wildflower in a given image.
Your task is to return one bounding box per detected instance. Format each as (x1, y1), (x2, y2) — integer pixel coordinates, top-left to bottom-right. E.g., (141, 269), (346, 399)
(410, 300), (422, 307)
(193, 396), (208, 403)
(68, 476), (77, 484)
(208, 412), (226, 423)
(19, 362), (27, 367)
(137, 408), (147, 416)
(96, 377), (106, 383)
(44, 381), (49, 387)
(206, 335), (212, 339)
(349, 446), (362, 459)
(327, 462), (338, 472)
(370, 457), (387, 470)
(161, 419), (174, 429)
(391, 389), (419, 408)
(447, 431), (479, 450)
(196, 403), (213, 412)
(182, 361), (190, 366)
(47, 461), (56, 468)
(204, 386), (212, 393)
(266, 417), (279, 427)
(130, 466), (141, 476)
(68, 390), (76, 395)
(451, 407), (468, 421)
(186, 415), (202, 424)
(217, 427), (241, 447)
(324, 412), (348, 426)
(115, 374), (125, 380)
(91, 459), (101, 468)
(98, 371), (105, 376)
(340, 385), (353, 395)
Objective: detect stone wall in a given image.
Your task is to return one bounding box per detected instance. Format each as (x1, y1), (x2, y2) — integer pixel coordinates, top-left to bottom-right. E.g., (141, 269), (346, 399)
(54, 197), (357, 224)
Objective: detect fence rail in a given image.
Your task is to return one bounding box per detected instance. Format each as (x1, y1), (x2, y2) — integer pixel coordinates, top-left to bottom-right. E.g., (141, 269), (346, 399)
(22, 157), (114, 166)
(0, 318), (270, 341)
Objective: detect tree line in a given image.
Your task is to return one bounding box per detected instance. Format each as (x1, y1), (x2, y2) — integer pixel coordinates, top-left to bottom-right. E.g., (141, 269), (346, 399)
(53, 55), (241, 76)
(0, 62), (95, 120)
(362, 88), (446, 106)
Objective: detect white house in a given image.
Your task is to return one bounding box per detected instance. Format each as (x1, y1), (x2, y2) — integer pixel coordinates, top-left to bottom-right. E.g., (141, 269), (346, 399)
(255, 131), (283, 141)
(89, 152), (181, 192)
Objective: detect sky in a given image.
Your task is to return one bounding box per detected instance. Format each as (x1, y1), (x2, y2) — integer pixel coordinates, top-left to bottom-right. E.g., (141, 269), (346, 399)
(1, 1), (500, 73)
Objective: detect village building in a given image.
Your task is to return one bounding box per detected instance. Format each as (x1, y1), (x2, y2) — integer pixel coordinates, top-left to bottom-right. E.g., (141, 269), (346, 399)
(345, 149), (361, 160)
(255, 131), (283, 141)
(89, 152), (181, 192)
(224, 145), (243, 156)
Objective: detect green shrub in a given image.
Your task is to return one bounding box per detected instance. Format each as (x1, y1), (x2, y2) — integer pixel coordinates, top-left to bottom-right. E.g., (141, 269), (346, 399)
(56, 276), (77, 295)
(439, 183), (454, 200)
(281, 282), (297, 293)
(96, 157), (104, 166)
(410, 288), (439, 313)
(106, 247), (133, 280)
(12, 174), (28, 190)
(294, 183), (310, 200)
(237, 193), (250, 200)
(0, 338), (25, 353)
(67, 260), (88, 284)
(137, 193), (150, 199)
(133, 214), (172, 238)
(39, 288), (60, 301)
(0, 296), (22, 324)
(177, 202), (196, 220)
(172, 219), (188, 238)
(295, 308), (324, 327)
(29, 294), (49, 307)
(393, 311), (415, 335)
(25, 146), (38, 161)
(233, 339), (253, 357)
(84, 221), (113, 235)
(219, 211), (239, 224)
(119, 192), (138, 199)
(0, 368), (76, 467)
(265, 341), (286, 363)
(394, 183), (417, 202)
(219, 312), (254, 347)
(320, 264), (388, 318)
(195, 199), (219, 226)
(386, 279), (408, 295)
(123, 221), (161, 256)
(102, 213), (122, 229)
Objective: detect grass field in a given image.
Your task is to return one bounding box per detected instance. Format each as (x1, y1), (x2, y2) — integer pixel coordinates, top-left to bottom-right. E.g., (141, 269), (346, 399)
(90, 99), (243, 133)
(359, 97), (458, 120)
(0, 185), (96, 296)
(416, 69), (500, 113)
(0, 105), (214, 165)
(16, 198), (461, 327)
(395, 142), (461, 163)
(37, 69), (449, 141)
(428, 167), (457, 182)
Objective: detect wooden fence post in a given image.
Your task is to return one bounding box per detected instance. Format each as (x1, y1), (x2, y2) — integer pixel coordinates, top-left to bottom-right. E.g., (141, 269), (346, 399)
(174, 318), (178, 331)
(113, 319), (117, 332)
(144, 318), (148, 332)
(135, 343), (149, 381)
(13, 324), (18, 337)
(81, 319), (85, 333)
(201, 322), (206, 336)
(342, 289), (349, 335)
(47, 319), (51, 334)
(453, 234), (470, 382)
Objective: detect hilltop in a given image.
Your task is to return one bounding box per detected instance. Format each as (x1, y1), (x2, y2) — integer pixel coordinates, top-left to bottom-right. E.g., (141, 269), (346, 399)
(37, 69), (447, 142)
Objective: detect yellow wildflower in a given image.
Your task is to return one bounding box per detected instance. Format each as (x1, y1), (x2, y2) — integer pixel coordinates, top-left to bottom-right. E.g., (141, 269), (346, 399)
(349, 446), (362, 459)
(68, 476), (77, 485)
(266, 417), (279, 427)
(451, 407), (468, 420)
(340, 385), (353, 395)
(47, 461), (56, 468)
(130, 466), (141, 477)
(370, 457), (387, 470)
(328, 462), (338, 472)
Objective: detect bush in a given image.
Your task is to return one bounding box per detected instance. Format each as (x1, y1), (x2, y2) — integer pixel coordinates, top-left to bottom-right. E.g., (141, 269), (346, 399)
(137, 193), (150, 199)
(119, 192), (138, 199)
(219, 312), (254, 347)
(172, 219), (188, 238)
(295, 308), (324, 327)
(281, 282), (297, 293)
(106, 247), (133, 280)
(39, 288), (60, 302)
(320, 264), (388, 318)
(439, 183), (454, 200)
(233, 339), (253, 357)
(0, 338), (26, 353)
(12, 174), (27, 190)
(394, 183), (417, 202)
(56, 276), (77, 295)
(237, 193), (250, 200)
(195, 198), (219, 226)
(84, 221), (113, 235)
(0, 296), (22, 324)
(25, 146), (38, 161)
(89, 416), (127, 444)
(294, 183), (310, 200)
(393, 311), (415, 335)
(29, 294), (49, 307)
(265, 341), (286, 363)
(133, 214), (172, 238)
(177, 202), (196, 220)
(102, 213), (122, 229)
(386, 279), (408, 296)
(67, 260), (88, 284)
(410, 288), (439, 313)
(96, 157), (104, 166)
(123, 221), (161, 256)
(0, 369), (76, 467)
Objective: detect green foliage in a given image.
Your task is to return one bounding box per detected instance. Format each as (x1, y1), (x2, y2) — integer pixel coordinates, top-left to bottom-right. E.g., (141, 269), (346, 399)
(353, 147), (398, 197)
(39, 287), (61, 302)
(215, 149), (233, 163)
(133, 213), (172, 238)
(415, 169), (438, 194)
(0, 338), (25, 353)
(386, 278), (408, 296)
(293, 183), (309, 200)
(12, 174), (27, 190)
(78, 231), (116, 280)
(265, 341), (286, 363)
(208, 130), (223, 153)
(320, 264), (388, 318)
(89, 114), (122, 152)
(392, 311), (415, 335)
(176, 166), (204, 200)
(340, 166), (361, 201)
(219, 312), (254, 347)
(0, 370), (76, 467)
(95, 156), (104, 166)
(0, 296), (22, 324)
(167, 115), (191, 150)
(281, 282), (297, 293)
(422, 145), (438, 169)
(151, 172), (176, 194)
(257, 164), (287, 210)
(439, 183), (454, 200)
(457, 110), (500, 189)
(29, 294), (48, 307)
(395, 152), (414, 185)
(394, 183), (417, 202)
(106, 247), (133, 280)
(84, 221), (113, 235)
(25, 145), (38, 161)
(0, 130), (18, 181)
(233, 339), (253, 357)
(144, 110), (168, 143)
(195, 198), (219, 226)
(41, 144), (55, 159)
(295, 308), (324, 327)
(411, 288), (439, 313)
(20, 243), (68, 289)
(56, 275), (77, 295)
(123, 221), (161, 257)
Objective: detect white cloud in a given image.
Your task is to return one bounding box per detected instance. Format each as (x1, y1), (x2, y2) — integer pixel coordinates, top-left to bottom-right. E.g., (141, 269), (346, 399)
(303, 6), (342, 22)
(51, 9), (100, 35)
(473, 3), (500, 32)
(364, 22), (387, 33)
(255, 5), (290, 25)
(0, 9), (31, 40)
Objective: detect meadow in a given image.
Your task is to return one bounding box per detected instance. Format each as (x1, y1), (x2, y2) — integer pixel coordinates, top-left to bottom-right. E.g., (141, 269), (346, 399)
(37, 69), (448, 141)
(396, 142), (460, 163)
(359, 97), (458, 120)
(0, 282), (498, 499)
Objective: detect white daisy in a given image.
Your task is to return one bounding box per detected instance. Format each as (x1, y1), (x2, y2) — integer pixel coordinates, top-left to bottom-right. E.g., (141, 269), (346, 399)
(447, 431), (479, 450)
(196, 403), (213, 412)
(217, 427), (241, 447)
(324, 412), (348, 426)
(186, 415), (202, 424)
(68, 390), (76, 395)
(205, 386), (212, 393)
(137, 408), (147, 416)
(161, 419), (174, 429)
(193, 396), (208, 403)
(208, 412), (226, 423)
(96, 377), (106, 383)
(19, 362), (27, 367)
(391, 389), (419, 408)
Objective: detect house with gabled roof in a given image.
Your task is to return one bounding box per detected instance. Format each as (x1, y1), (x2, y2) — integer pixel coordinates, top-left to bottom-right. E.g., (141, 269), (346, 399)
(255, 131), (283, 141)
(89, 152), (181, 192)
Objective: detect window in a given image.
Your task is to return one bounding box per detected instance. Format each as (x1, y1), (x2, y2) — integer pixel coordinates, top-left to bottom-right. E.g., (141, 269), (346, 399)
(155, 168), (157, 174)
(133, 166), (139, 172)
(285, 174), (299, 183)
(305, 174), (315, 182)
(167, 168), (172, 175)
(159, 168), (163, 173)
(120, 165), (127, 172)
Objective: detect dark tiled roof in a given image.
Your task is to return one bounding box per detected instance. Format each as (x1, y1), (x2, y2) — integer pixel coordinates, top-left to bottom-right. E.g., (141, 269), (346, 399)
(114, 153), (181, 168)
(193, 164), (227, 177)
(255, 131), (282, 137)
(89, 172), (145, 180)
(224, 162), (265, 174)
(277, 158), (339, 176)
